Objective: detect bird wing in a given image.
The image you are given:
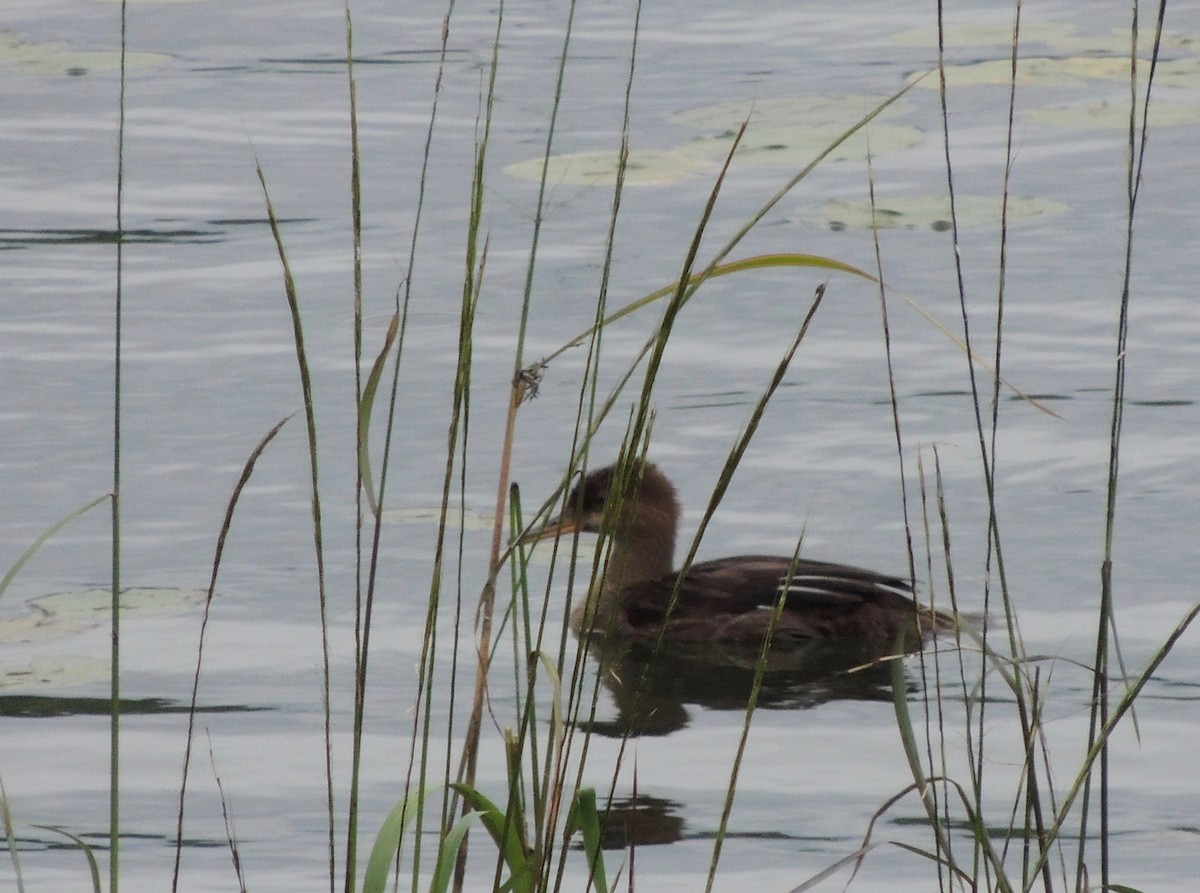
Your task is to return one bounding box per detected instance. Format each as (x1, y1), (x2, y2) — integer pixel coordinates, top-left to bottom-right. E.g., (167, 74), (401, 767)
(621, 556), (913, 625)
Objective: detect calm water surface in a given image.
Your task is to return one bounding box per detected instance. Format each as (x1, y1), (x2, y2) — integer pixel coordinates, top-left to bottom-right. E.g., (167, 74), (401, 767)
(2, 1), (1199, 891)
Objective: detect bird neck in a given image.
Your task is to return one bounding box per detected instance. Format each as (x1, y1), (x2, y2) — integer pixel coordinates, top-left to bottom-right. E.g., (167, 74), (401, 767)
(572, 522), (676, 635)
(603, 525), (677, 590)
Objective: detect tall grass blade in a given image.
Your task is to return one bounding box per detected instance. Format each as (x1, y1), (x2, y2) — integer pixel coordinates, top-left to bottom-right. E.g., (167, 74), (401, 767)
(0, 495), (110, 602)
(110, 1), (131, 890)
(358, 312), (401, 517)
(254, 156), (335, 893)
(1077, 7), (1169, 892)
(30, 825), (101, 893)
(361, 786), (431, 893)
(2, 774), (25, 893)
(430, 811), (485, 893)
(449, 784), (535, 893)
(564, 789), (608, 893)
(205, 733), (247, 893)
(545, 253), (871, 365)
(372, 4), (459, 891)
(171, 415), (292, 891)
(782, 842), (881, 893)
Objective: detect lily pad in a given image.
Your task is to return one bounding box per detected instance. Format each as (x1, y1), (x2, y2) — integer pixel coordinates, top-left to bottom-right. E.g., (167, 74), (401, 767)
(0, 31), (171, 76)
(910, 55), (1200, 88)
(679, 122), (923, 166)
(0, 655), (110, 690)
(0, 587), (206, 644)
(890, 21), (1200, 58)
(791, 194), (1070, 232)
(670, 95), (923, 165)
(1052, 27), (1200, 57)
(32, 587), (207, 619)
(671, 95), (914, 130)
(890, 21), (1081, 49)
(504, 149), (707, 186)
(1026, 99), (1200, 130)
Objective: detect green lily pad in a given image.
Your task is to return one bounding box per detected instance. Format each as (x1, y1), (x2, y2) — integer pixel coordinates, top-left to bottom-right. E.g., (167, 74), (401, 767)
(0, 656), (110, 690)
(890, 21), (1080, 49)
(32, 587), (207, 619)
(504, 149), (708, 186)
(0, 30), (171, 76)
(671, 95), (923, 165)
(0, 587), (206, 644)
(0, 611), (93, 645)
(910, 54), (1200, 88)
(671, 95), (914, 130)
(1026, 99), (1200, 130)
(890, 21), (1199, 57)
(1052, 27), (1200, 57)
(791, 194), (1070, 232)
(1146, 56), (1200, 89)
(679, 121), (923, 166)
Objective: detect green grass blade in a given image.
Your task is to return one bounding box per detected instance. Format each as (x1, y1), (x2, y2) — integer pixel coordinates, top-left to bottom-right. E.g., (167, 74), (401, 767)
(565, 788), (608, 893)
(783, 842), (881, 893)
(31, 824), (101, 893)
(429, 811), (484, 893)
(358, 312), (400, 517)
(547, 252), (872, 364)
(362, 786), (430, 893)
(449, 784), (534, 893)
(2, 773), (25, 893)
(0, 494), (110, 603)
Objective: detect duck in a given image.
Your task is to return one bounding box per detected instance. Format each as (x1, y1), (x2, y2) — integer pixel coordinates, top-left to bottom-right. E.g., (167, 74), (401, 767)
(526, 460), (954, 645)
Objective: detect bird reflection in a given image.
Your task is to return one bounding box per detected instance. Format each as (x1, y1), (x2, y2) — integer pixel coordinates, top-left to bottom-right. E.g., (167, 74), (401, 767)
(580, 633), (916, 737)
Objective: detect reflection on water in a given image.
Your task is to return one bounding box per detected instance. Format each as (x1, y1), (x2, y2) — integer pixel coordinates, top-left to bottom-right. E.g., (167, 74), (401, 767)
(582, 634), (913, 737)
(592, 795), (686, 849)
(0, 695), (267, 719)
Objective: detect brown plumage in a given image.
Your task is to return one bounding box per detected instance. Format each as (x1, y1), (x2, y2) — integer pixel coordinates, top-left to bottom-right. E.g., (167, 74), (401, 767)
(529, 460), (953, 645)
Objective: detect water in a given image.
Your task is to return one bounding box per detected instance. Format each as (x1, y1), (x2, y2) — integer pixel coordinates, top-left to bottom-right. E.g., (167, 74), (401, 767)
(3, 0), (1199, 890)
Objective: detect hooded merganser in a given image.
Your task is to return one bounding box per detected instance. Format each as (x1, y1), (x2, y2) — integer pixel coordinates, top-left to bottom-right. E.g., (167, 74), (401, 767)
(527, 460), (953, 645)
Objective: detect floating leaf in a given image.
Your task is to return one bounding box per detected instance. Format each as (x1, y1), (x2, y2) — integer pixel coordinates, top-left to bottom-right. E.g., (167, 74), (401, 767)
(671, 95), (914, 130)
(30, 587), (207, 620)
(673, 96), (922, 165)
(910, 55), (1200, 88)
(889, 21), (1081, 48)
(0, 31), (170, 76)
(0, 612), (93, 645)
(0, 587), (206, 644)
(680, 122), (923, 166)
(0, 656), (109, 690)
(791, 194), (1069, 231)
(1026, 99), (1200, 130)
(505, 149), (707, 186)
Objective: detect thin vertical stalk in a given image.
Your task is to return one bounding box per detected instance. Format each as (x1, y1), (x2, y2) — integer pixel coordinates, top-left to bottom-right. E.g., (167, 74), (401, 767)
(449, 7), (504, 890)
(256, 163), (331, 893)
(381, 2), (459, 890)
(933, 2), (1032, 884)
(1077, 5), (1166, 892)
(110, 2), (129, 891)
(995, 8), (1054, 889)
(342, 5), (364, 889)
